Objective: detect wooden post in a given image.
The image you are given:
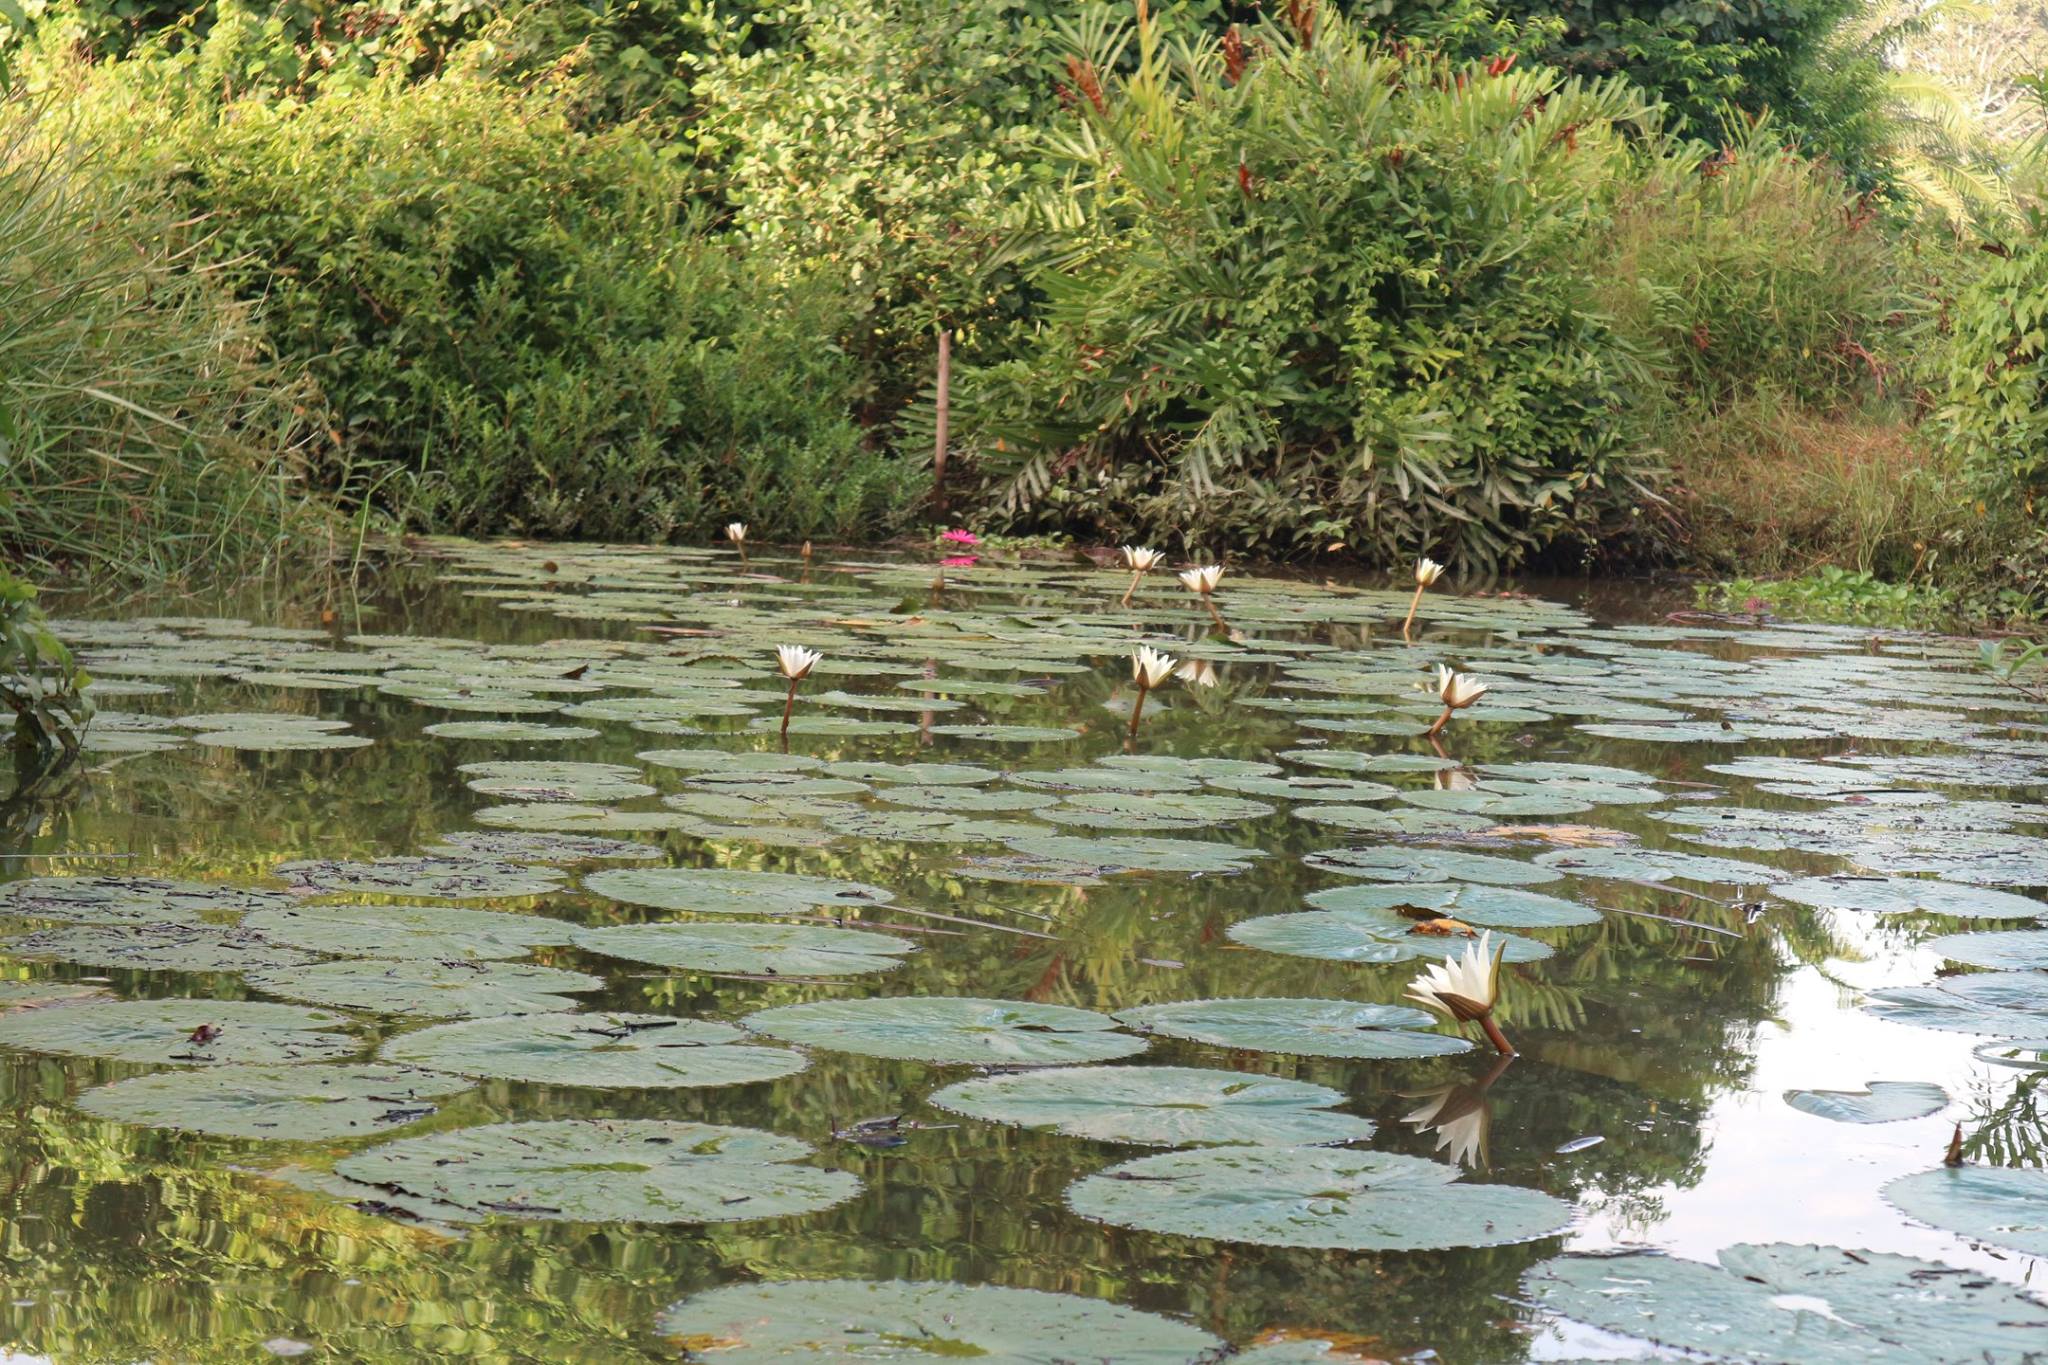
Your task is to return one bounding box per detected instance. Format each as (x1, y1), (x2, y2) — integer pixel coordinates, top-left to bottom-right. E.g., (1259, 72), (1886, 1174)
(933, 328), (951, 516)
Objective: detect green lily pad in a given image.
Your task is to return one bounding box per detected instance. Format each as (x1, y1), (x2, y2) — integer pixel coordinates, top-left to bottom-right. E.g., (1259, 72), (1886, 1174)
(0, 998), (358, 1065)
(822, 761), (1001, 785)
(573, 922), (914, 977)
(460, 760), (656, 803)
(1114, 998), (1470, 1059)
(930, 724), (1081, 743)
(189, 728), (373, 752)
(1303, 847), (1561, 886)
(1923, 929), (2048, 969)
(654, 1280), (1222, 1362)
(423, 721), (602, 741)
(1533, 847), (1779, 887)
(274, 857), (565, 899)
(78, 1063), (470, 1140)
(1784, 1080), (1948, 1124)
(820, 809), (1041, 843)
(1884, 1166), (2048, 1255)
(1227, 908), (1554, 965)
(874, 786), (1055, 813)
(583, 868), (894, 916)
(379, 1011), (807, 1088)
(929, 1065), (1375, 1146)
(1299, 806), (1496, 836)
(242, 903), (572, 960)
(2, 923), (321, 973)
(1523, 1242), (2048, 1364)
(334, 1119), (858, 1224)
(428, 831), (663, 863)
(1863, 973), (2048, 1033)
(1303, 882), (1602, 928)
(1040, 792), (1276, 831)
(0, 876), (295, 925)
(1770, 876), (2047, 920)
(247, 958), (601, 1018)
(743, 997), (1146, 1065)
(1001, 835), (1264, 876)
(1066, 1147), (1570, 1250)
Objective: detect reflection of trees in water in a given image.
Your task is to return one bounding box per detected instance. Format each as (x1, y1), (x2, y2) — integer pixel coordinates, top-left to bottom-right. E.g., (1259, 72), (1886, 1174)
(1964, 1071), (2047, 1169)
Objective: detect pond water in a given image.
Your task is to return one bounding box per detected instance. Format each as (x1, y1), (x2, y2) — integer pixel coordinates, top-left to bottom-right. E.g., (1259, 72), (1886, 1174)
(3, 542), (2046, 1362)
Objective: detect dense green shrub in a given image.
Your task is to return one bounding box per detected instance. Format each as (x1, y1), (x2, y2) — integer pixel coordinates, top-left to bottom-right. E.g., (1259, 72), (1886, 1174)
(953, 8), (1661, 569)
(65, 40), (921, 543)
(0, 99), (320, 584)
(1936, 239), (2048, 503)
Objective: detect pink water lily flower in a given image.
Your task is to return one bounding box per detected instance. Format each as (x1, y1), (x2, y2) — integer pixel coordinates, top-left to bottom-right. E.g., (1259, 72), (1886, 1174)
(940, 528), (980, 546)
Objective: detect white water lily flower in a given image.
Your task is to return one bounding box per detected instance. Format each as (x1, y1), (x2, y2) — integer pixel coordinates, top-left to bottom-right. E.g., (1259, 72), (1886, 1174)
(1131, 646), (1177, 690)
(775, 645), (822, 681)
(1178, 564), (1224, 595)
(1406, 931), (1501, 1022)
(1122, 545), (1163, 571)
(725, 522), (747, 542)
(1415, 556), (1445, 587)
(1436, 665), (1488, 710)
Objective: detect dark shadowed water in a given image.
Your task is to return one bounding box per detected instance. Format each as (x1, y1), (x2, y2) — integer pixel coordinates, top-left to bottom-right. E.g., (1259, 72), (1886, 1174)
(1, 543), (2043, 1362)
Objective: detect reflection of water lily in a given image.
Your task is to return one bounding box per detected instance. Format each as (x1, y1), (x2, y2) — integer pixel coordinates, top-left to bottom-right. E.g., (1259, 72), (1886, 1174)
(774, 645), (821, 746)
(1426, 665), (1488, 738)
(1128, 646), (1176, 740)
(1403, 555), (1444, 637)
(1119, 545), (1163, 606)
(1407, 932), (1513, 1055)
(725, 521), (749, 564)
(940, 528), (980, 546)
(1400, 1051), (1512, 1169)
(1175, 658), (1217, 688)
(1435, 765), (1479, 792)
(941, 555), (978, 567)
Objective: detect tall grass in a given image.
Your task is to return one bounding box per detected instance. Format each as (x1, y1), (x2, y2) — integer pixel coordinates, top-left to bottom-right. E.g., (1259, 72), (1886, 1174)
(0, 99), (330, 589)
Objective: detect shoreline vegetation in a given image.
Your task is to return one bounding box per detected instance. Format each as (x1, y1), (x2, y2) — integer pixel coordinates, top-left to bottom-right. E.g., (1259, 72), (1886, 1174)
(3, 0), (2048, 631)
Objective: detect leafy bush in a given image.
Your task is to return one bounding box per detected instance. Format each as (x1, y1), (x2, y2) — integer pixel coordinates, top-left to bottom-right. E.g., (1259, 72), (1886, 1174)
(952, 8), (1662, 569)
(1936, 237), (2048, 503)
(0, 97), (320, 583)
(1697, 566), (1951, 625)
(66, 39), (921, 543)
(0, 567), (89, 781)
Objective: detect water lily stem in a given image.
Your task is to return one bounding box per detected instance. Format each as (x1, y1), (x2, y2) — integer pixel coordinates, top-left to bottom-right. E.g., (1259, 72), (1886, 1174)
(1202, 597), (1225, 630)
(1426, 705), (1453, 738)
(1478, 1012), (1515, 1057)
(1402, 584), (1425, 638)
(1127, 682), (1151, 741)
(780, 680), (799, 750)
(1120, 570), (1143, 608)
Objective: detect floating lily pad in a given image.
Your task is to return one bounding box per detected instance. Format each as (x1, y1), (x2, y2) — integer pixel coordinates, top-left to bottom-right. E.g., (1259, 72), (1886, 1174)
(654, 1280), (1222, 1363)
(1040, 792), (1275, 831)
(1973, 1038), (2048, 1070)
(274, 857), (565, 899)
(1784, 1080), (1948, 1124)
(247, 958), (601, 1018)
(1863, 973), (2048, 1033)
(1299, 806), (1496, 836)
(1227, 908), (1554, 965)
(2, 923), (321, 973)
(334, 1119), (858, 1224)
(1206, 774), (1397, 803)
(1884, 1166), (2048, 1255)
(743, 997), (1145, 1065)
(0, 998), (358, 1065)
(822, 761), (1001, 785)
(1303, 883), (1601, 929)
(242, 903), (572, 960)
(573, 922), (914, 977)
(0, 981), (108, 1012)
(1066, 1147), (1570, 1250)
(1523, 1242), (2048, 1364)
(189, 728), (374, 752)
(1770, 876), (2047, 920)
(460, 760), (656, 803)
(930, 724), (1080, 743)
(1113, 998), (1470, 1059)
(1002, 835), (1263, 876)
(0, 876), (294, 926)
(1533, 847), (1779, 887)
(428, 831), (662, 864)
(820, 809), (1041, 843)
(583, 868), (893, 916)
(422, 720), (603, 741)
(930, 1065), (1373, 1146)
(1303, 847), (1560, 886)
(874, 786), (1055, 813)
(77, 1063), (471, 1140)
(1923, 929), (2048, 970)
(379, 1011), (807, 1088)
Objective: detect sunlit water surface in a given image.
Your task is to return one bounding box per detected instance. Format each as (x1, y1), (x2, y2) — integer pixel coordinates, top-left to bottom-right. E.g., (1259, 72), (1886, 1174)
(1, 544), (2042, 1362)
